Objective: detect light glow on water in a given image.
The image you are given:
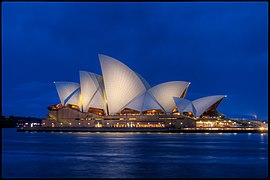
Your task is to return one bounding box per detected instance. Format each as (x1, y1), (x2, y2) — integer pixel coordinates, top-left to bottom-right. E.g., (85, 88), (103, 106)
(2, 128), (268, 178)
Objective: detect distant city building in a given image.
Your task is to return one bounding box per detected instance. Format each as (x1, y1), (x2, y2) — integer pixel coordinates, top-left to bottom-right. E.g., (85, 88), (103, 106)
(44, 54), (227, 128)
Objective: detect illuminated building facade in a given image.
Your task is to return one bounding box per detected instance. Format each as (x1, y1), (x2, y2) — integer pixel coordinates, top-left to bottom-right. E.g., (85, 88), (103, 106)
(44, 54), (228, 128)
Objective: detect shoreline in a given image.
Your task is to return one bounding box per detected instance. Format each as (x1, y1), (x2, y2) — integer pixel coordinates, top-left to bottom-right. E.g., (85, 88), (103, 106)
(16, 127), (268, 133)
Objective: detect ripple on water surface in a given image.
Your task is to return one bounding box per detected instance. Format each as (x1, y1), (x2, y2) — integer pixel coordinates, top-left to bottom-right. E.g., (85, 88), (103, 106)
(2, 128), (268, 178)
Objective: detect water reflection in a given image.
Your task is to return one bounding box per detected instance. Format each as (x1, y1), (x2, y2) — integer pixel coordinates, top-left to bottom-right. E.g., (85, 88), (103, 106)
(2, 129), (268, 178)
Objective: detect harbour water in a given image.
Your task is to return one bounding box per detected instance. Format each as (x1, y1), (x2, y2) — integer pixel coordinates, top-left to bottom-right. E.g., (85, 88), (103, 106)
(2, 128), (268, 178)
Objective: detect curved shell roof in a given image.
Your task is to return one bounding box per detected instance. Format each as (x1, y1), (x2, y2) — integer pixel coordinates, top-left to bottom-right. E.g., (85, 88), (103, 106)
(65, 88), (81, 110)
(148, 81), (190, 113)
(53, 54), (226, 116)
(192, 95), (226, 117)
(54, 81), (80, 106)
(173, 97), (196, 114)
(79, 71), (105, 112)
(125, 92), (164, 112)
(99, 54), (147, 115)
(142, 92), (164, 111)
(125, 93), (145, 112)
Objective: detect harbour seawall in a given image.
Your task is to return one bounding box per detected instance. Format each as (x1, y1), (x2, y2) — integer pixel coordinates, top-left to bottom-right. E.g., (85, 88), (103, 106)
(17, 127), (268, 133)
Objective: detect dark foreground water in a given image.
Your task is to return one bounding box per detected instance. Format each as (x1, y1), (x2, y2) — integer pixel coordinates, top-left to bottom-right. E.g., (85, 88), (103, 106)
(2, 128), (268, 178)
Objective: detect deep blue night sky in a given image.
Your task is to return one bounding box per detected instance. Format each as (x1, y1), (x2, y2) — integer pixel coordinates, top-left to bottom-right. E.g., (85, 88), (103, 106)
(2, 2), (268, 119)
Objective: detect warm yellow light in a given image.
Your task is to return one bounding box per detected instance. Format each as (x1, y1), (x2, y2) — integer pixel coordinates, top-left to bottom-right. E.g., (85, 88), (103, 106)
(259, 127), (264, 131)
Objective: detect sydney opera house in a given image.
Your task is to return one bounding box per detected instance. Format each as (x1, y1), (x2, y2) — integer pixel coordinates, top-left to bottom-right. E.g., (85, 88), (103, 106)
(43, 54), (227, 128)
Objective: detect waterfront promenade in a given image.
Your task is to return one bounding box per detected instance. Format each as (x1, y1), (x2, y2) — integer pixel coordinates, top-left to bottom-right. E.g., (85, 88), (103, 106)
(17, 127), (268, 133)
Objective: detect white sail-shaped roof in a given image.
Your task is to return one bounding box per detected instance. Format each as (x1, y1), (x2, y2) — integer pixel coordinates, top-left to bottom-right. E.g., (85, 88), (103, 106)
(125, 92), (164, 112)
(54, 81), (80, 106)
(125, 93), (146, 112)
(79, 71), (105, 112)
(89, 89), (105, 110)
(148, 81), (190, 113)
(192, 95), (226, 117)
(173, 97), (196, 114)
(142, 92), (164, 112)
(99, 54), (147, 115)
(65, 88), (81, 109)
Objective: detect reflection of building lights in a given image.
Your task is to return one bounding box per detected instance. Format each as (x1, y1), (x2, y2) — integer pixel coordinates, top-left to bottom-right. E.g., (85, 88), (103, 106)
(259, 127), (264, 131)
